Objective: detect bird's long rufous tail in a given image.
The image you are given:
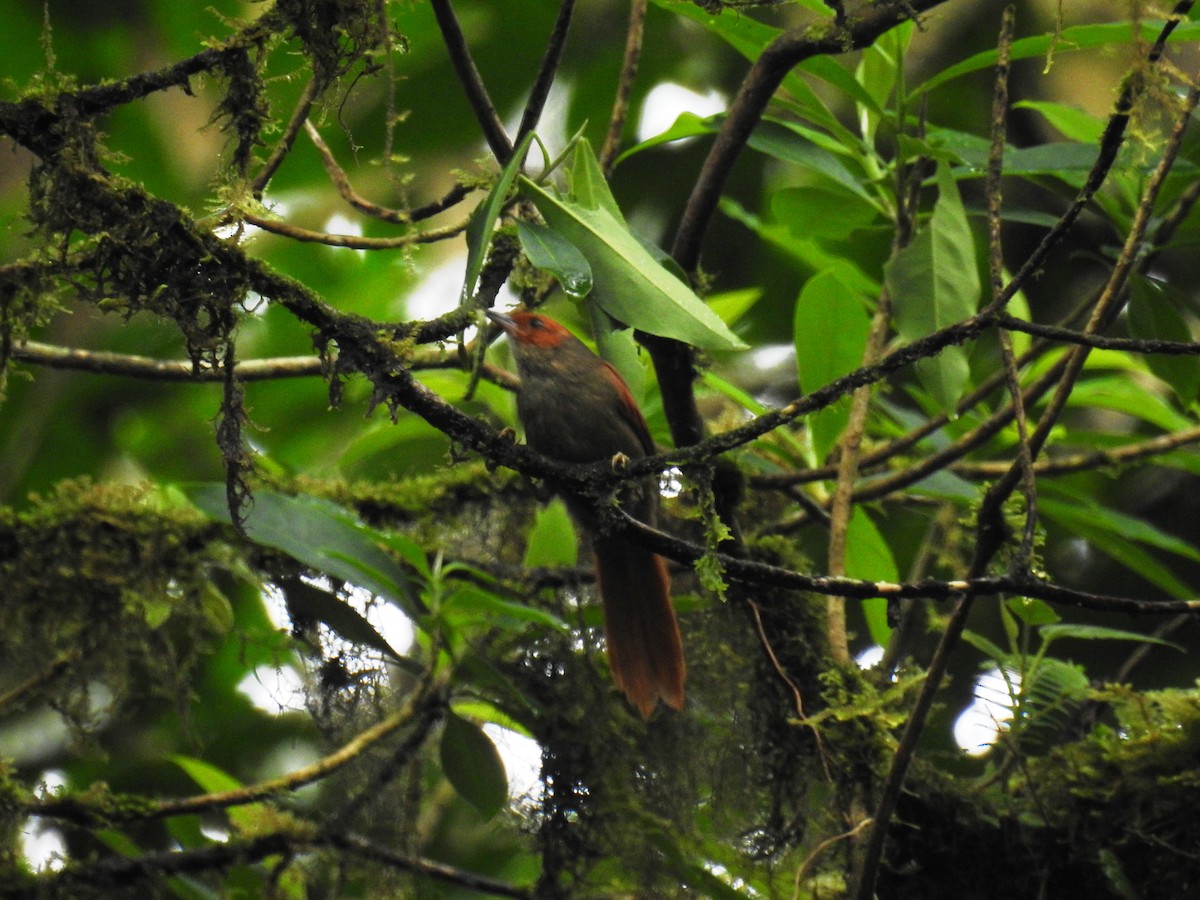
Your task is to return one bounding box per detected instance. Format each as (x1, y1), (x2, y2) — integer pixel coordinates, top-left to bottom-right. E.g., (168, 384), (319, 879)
(593, 534), (685, 717)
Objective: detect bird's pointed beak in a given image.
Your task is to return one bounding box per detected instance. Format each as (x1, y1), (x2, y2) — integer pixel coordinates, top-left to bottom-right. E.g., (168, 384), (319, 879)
(486, 308), (517, 335)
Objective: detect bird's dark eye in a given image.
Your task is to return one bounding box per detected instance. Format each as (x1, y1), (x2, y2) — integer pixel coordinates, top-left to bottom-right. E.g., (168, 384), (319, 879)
(528, 316), (545, 329)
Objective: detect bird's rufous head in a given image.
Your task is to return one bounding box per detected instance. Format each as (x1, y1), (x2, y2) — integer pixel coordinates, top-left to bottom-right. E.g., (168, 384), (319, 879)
(486, 309), (574, 350)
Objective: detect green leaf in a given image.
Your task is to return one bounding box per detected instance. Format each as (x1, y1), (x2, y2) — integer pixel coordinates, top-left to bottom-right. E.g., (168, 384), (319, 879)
(280, 576), (407, 661)
(844, 508), (899, 646)
(793, 266), (872, 462)
(440, 712), (508, 820)
(647, 0), (856, 143)
(746, 119), (872, 197)
(613, 110), (711, 165)
(172, 756), (270, 835)
(1005, 597), (1061, 627)
(200, 582), (235, 633)
(915, 20), (1200, 97)
(773, 185), (880, 241)
(885, 162), (979, 412)
(1065, 373), (1195, 433)
(442, 583), (569, 633)
(720, 196), (880, 297)
(516, 219), (592, 297)
(914, 127), (1107, 180)
(961, 629), (1008, 662)
(94, 829), (145, 858)
(1012, 100), (1106, 143)
(856, 20), (912, 145)
(1127, 277), (1200, 406)
(185, 485), (421, 617)
(1039, 623), (1183, 651)
(622, 112), (872, 199)
(569, 137), (625, 220)
(707, 287), (763, 328)
(463, 130), (536, 304)
(524, 498), (578, 568)
(1040, 494), (1199, 598)
(172, 755), (241, 793)
(519, 177), (746, 350)
(586, 302), (646, 402)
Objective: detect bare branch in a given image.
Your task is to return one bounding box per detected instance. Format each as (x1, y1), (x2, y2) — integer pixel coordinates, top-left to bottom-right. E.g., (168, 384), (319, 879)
(429, 0), (512, 160)
(600, 0), (648, 176)
(305, 120), (473, 224)
(9, 341), (520, 390)
(241, 210), (467, 248)
(252, 76), (323, 196)
(516, 0), (578, 144)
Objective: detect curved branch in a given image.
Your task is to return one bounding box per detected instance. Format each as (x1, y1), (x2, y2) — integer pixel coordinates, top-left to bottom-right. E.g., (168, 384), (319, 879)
(29, 672), (449, 825)
(241, 211), (467, 248)
(305, 120), (473, 224)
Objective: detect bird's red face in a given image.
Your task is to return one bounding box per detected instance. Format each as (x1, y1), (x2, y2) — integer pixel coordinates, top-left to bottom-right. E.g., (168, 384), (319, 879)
(487, 309), (572, 349)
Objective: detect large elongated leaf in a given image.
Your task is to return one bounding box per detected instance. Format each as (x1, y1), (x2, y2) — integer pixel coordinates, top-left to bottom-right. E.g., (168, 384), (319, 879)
(1039, 495), (1198, 598)
(793, 266), (872, 462)
(519, 177), (745, 350)
(516, 219), (592, 297)
(440, 712), (508, 820)
(463, 130), (536, 304)
(186, 485), (421, 616)
(1039, 623), (1182, 651)
(523, 497), (578, 568)
(885, 162), (979, 412)
(619, 113), (871, 199)
(844, 507), (899, 646)
(1065, 374), (1195, 433)
(280, 576), (407, 661)
(720, 196), (880, 297)
(1127, 277), (1200, 406)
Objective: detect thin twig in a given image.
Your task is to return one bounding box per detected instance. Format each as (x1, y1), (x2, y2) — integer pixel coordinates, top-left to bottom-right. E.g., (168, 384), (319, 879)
(29, 672), (450, 824)
(36, 829), (531, 899)
(328, 832), (533, 898)
(952, 425), (1200, 477)
(429, 0), (512, 160)
(252, 76), (323, 196)
(994, 315), (1200, 355)
(305, 120), (473, 224)
(0, 649), (81, 714)
(987, 8), (1038, 567)
(9, 340), (520, 390)
(600, 0), (648, 176)
(747, 599), (835, 782)
(516, 0), (577, 144)
(241, 210), (466, 248)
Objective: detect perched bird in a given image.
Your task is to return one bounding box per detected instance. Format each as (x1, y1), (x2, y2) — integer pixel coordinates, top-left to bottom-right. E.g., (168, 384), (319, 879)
(487, 308), (685, 717)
